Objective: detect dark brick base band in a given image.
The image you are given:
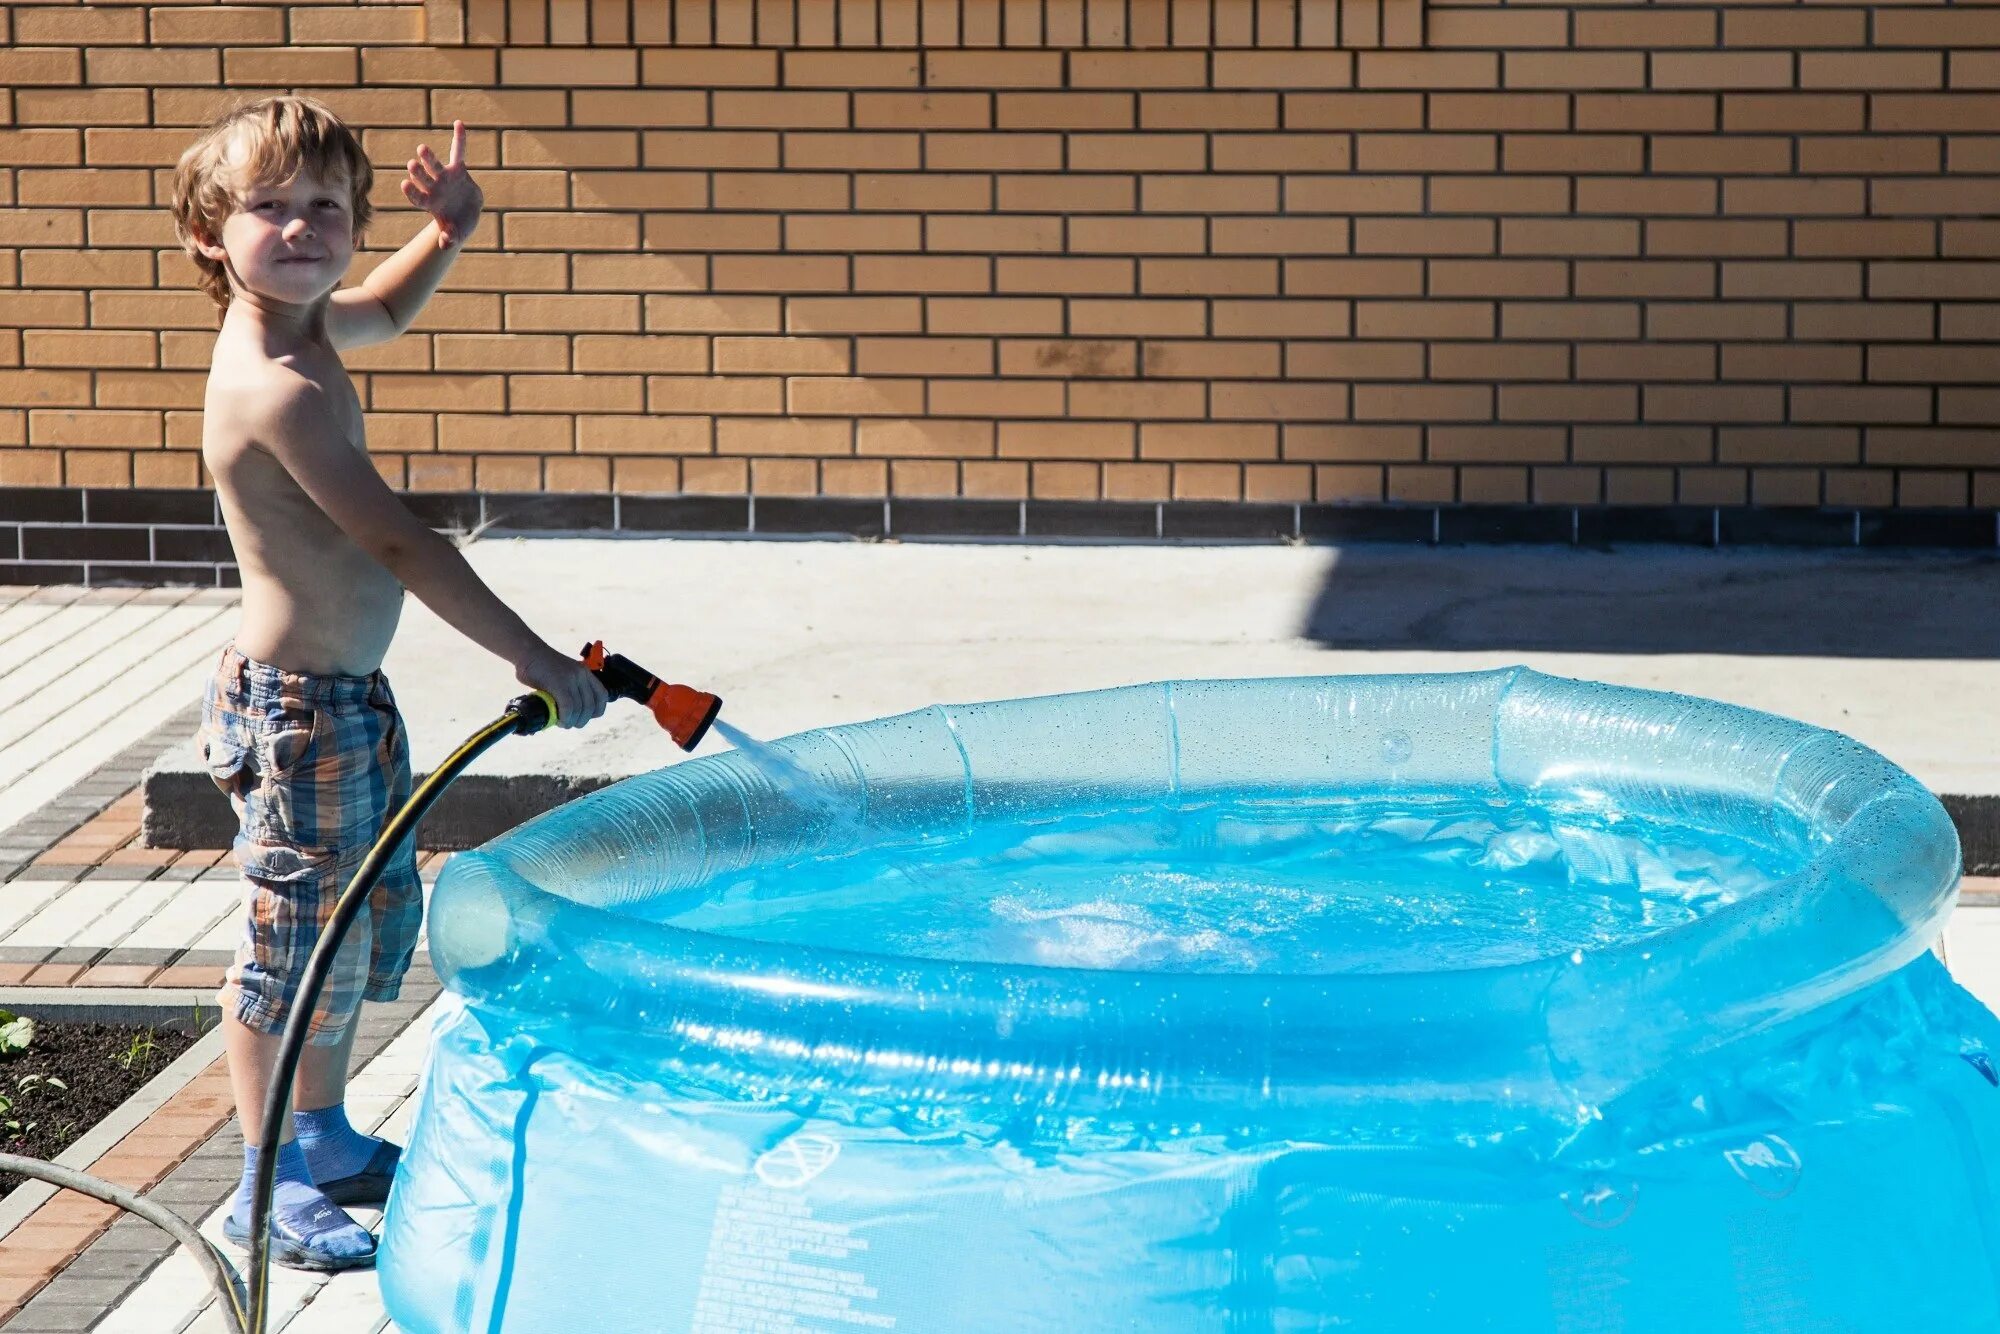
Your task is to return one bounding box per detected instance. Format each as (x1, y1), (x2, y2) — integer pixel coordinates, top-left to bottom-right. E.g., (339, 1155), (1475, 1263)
(3, 487), (1999, 586)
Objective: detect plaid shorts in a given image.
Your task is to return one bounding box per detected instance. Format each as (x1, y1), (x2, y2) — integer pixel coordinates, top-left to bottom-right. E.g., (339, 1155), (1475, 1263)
(197, 645), (422, 1047)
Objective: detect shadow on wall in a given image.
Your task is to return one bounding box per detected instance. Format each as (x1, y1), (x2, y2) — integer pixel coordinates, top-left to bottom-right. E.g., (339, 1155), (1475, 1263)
(1302, 548), (2000, 659)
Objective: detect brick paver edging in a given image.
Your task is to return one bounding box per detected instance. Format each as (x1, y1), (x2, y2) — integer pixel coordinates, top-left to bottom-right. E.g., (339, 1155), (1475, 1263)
(0, 968), (441, 1332)
(5, 487), (2000, 588)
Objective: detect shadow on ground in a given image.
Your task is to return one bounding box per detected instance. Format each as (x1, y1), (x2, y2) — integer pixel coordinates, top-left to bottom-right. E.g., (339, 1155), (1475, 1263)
(1303, 548), (2000, 658)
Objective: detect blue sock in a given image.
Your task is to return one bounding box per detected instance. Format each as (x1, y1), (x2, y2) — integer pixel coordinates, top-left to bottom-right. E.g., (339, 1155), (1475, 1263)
(230, 1139), (373, 1260)
(294, 1103), (396, 1185)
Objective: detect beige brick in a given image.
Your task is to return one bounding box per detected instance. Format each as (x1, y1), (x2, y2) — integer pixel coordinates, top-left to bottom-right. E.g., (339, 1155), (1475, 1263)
(1103, 461), (1169, 501)
(1138, 257), (1279, 296)
(1352, 217), (1494, 258)
(1657, 134), (1794, 174)
(998, 257), (1133, 295)
(1208, 218), (1352, 258)
(1574, 176), (1720, 216)
(924, 132), (1062, 172)
(644, 215), (782, 253)
(714, 91), (849, 129)
(998, 421), (1134, 460)
(999, 175), (1135, 212)
(1575, 343), (1715, 384)
(19, 8), (145, 43)
(1067, 381), (1202, 420)
(1349, 138), (1494, 182)
(1801, 52), (1942, 92)
(787, 131), (923, 171)
(648, 376), (786, 414)
(784, 297), (922, 334)
(64, 450), (131, 485)
(1568, 95), (1712, 137)
(1141, 173), (1280, 213)
(0, 48), (82, 87)
(1211, 380), (1351, 422)
(787, 214), (924, 253)
(998, 92), (1134, 130)
(578, 415), (711, 455)
(1070, 299), (1207, 337)
(712, 173), (850, 212)
(861, 418), (995, 458)
(435, 334), (570, 373)
(1726, 9), (1867, 50)
(683, 457), (749, 493)
(647, 294), (783, 333)
(642, 130), (778, 170)
(783, 51), (921, 87)
(503, 213), (640, 251)
(1141, 92), (1280, 131)
(506, 295), (641, 332)
(502, 48), (637, 86)
(748, 459), (817, 495)
(852, 254), (992, 290)
(714, 255), (850, 292)
(857, 174), (992, 212)
(1140, 422), (1279, 460)
(511, 375), (644, 413)
(789, 377), (926, 416)
(889, 459), (960, 495)
(0, 204), (82, 252)
(27, 410), (161, 448)
(919, 216), (1057, 255)
(930, 378), (1063, 417)
(721, 418), (851, 456)
(612, 457), (682, 493)
(1070, 52), (1208, 88)
(19, 170), (149, 207)
(21, 330), (156, 371)
(574, 174), (707, 210)
(1029, 462), (1101, 499)
(221, 47), (357, 86)
(1066, 133), (1205, 174)
(1719, 428), (1859, 466)
(18, 89), (146, 127)
(0, 131), (82, 168)
(929, 51), (1062, 87)
(1652, 52), (1794, 91)
(999, 339), (1137, 379)
(853, 92), (991, 129)
(1244, 463), (1312, 502)
(714, 336), (851, 374)
(1648, 220), (1789, 258)
(929, 298), (1064, 335)
(642, 49), (778, 86)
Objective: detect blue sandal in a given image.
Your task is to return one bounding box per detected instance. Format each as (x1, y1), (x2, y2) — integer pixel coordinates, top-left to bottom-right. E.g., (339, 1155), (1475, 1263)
(222, 1202), (376, 1273)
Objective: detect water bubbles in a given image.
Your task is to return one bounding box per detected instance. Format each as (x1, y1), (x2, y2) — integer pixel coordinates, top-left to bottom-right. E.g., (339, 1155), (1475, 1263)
(1381, 729), (1414, 766)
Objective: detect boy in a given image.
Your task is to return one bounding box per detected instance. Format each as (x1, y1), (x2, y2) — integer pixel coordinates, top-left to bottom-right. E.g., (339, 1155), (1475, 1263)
(170, 95), (608, 1270)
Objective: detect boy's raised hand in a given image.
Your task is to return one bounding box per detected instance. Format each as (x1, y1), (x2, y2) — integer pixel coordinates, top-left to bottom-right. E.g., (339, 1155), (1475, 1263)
(402, 120), (483, 251)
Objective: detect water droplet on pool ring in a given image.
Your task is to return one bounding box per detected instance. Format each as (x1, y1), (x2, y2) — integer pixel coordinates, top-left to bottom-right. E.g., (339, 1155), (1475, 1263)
(1381, 730), (1413, 765)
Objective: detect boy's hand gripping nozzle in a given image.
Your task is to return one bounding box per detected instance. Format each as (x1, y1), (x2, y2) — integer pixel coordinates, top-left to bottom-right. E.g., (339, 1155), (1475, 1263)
(511, 642), (722, 749)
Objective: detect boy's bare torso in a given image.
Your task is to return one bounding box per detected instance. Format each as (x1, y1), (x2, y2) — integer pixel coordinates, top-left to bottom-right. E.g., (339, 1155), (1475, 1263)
(204, 325), (404, 678)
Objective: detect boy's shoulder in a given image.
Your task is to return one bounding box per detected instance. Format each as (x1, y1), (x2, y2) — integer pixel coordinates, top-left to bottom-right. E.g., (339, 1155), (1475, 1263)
(205, 342), (338, 430)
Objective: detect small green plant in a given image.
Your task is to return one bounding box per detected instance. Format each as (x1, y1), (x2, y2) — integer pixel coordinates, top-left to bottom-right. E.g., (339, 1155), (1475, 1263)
(0, 1010), (34, 1056)
(114, 1028), (161, 1074)
(0, 1074), (66, 1141)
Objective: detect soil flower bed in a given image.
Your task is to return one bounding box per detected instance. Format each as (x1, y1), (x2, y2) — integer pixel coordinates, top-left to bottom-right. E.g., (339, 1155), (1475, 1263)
(0, 1011), (199, 1199)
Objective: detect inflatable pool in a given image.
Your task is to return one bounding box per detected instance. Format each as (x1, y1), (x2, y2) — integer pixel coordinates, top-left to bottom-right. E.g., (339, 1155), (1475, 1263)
(380, 669), (2000, 1331)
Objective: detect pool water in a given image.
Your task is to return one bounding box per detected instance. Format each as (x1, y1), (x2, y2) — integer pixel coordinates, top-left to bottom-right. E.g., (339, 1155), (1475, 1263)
(662, 795), (1794, 975)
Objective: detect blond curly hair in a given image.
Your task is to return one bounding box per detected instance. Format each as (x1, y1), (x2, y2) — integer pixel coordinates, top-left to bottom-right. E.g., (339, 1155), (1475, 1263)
(170, 95), (374, 315)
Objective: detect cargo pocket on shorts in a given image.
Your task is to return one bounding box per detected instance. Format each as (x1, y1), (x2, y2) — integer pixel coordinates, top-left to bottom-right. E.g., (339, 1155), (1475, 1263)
(198, 732), (251, 799)
(257, 706), (321, 784)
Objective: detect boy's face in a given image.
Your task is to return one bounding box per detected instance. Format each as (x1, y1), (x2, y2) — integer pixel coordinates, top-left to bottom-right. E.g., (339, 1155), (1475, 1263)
(195, 163), (357, 312)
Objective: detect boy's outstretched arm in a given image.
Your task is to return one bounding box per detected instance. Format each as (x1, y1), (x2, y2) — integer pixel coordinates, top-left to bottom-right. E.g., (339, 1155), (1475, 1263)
(329, 120), (483, 351)
(243, 374), (606, 728)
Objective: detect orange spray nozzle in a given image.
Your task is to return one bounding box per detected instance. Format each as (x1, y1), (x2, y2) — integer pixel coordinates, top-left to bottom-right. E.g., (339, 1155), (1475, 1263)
(582, 641), (722, 752)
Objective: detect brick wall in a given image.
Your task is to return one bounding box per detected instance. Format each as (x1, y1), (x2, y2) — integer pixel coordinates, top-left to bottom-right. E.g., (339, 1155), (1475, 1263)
(1, 0), (1998, 518)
